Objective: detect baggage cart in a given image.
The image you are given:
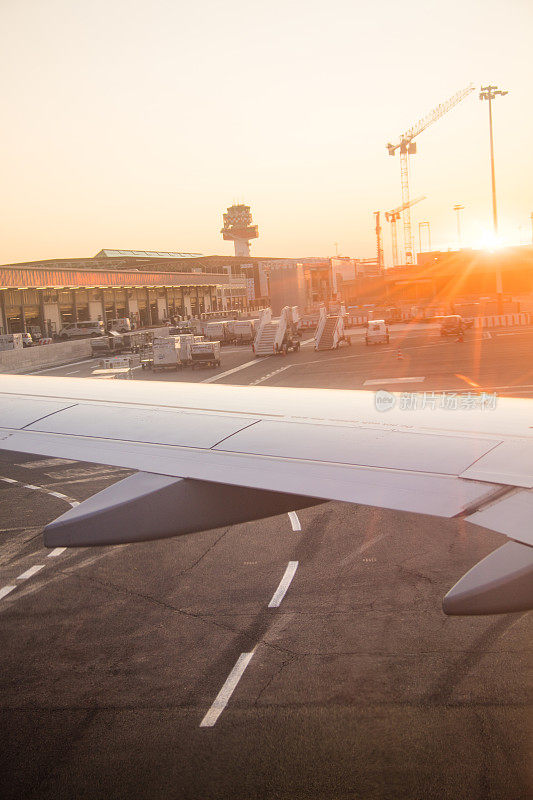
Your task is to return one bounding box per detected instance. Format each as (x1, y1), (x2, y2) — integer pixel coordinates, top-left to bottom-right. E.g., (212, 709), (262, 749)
(190, 340), (221, 369)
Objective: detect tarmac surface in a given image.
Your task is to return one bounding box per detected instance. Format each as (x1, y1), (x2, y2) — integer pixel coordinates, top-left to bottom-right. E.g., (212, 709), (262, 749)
(0, 324), (531, 799)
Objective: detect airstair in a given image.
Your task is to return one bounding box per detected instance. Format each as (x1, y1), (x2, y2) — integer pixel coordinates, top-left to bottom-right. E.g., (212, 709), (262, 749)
(314, 306), (346, 351)
(253, 306), (299, 356)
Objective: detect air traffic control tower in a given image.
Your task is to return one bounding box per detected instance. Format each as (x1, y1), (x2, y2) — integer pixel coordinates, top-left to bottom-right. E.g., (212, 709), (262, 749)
(221, 204), (259, 257)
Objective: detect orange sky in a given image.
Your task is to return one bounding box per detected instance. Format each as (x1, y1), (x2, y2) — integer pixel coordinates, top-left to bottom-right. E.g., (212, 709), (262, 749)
(0, 0), (531, 266)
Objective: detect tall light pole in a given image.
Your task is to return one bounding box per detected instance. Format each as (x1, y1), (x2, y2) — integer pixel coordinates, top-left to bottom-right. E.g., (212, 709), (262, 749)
(453, 204), (464, 248)
(480, 84), (508, 311)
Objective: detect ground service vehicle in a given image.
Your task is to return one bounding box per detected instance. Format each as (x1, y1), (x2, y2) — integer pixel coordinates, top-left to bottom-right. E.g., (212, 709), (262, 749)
(58, 320), (105, 340)
(107, 318), (132, 333)
(90, 332), (125, 356)
(206, 321), (235, 345)
(233, 319), (255, 345)
(365, 320), (390, 345)
(190, 340), (221, 368)
(152, 337), (182, 372)
(440, 315), (473, 337)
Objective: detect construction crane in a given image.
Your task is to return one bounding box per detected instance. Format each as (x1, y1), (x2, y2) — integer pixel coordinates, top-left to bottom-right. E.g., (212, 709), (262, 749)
(384, 196), (426, 267)
(386, 84), (475, 264)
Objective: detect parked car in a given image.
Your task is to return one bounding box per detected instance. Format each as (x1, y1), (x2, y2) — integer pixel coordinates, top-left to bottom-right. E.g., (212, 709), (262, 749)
(107, 317), (132, 333)
(365, 320), (390, 345)
(58, 320), (105, 340)
(440, 315), (473, 337)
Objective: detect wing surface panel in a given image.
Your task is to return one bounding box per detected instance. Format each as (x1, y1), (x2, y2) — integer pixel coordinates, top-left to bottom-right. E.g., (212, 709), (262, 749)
(0, 427), (501, 517)
(23, 403), (260, 449)
(213, 419), (500, 475)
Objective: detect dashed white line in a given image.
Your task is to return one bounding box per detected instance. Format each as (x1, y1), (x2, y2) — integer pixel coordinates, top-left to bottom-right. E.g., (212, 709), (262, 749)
(200, 651), (255, 727)
(0, 586), (16, 600)
(287, 511), (301, 532)
(202, 359), (261, 384)
(363, 376), (425, 386)
(249, 365), (292, 386)
(268, 561), (299, 608)
(17, 565), (45, 581)
(65, 370), (80, 375)
(0, 476), (80, 507)
(47, 547), (67, 558)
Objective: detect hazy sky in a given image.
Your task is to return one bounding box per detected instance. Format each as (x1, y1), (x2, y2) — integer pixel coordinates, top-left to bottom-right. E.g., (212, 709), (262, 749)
(1, 0), (531, 265)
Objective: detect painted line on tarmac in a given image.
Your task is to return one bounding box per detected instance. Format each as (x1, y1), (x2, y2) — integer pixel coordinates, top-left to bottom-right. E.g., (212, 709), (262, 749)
(288, 512), (301, 532)
(496, 331), (532, 336)
(0, 586), (16, 601)
(356, 533), (389, 554)
(363, 376), (425, 386)
(15, 458), (77, 469)
(249, 365), (292, 386)
(202, 359), (261, 384)
(28, 358), (97, 374)
(0, 476), (80, 508)
(65, 370), (80, 375)
(17, 564), (45, 581)
(200, 651), (255, 727)
(48, 547), (67, 558)
(268, 561), (299, 608)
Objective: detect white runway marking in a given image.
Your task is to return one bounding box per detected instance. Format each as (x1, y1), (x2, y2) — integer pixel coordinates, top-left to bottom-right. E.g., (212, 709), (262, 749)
(288, 511), (301, 531)
(48, 547), (67, 558)
(17, 564), (45, 581)
(268, 561), (299, 608)
(65, 370), (80, 375)
(200, 651), (255, 727)
(202, 359), (260, 384)
(249, 365), (292, 386)
(0, 586), (16, 600)
(363, 376), (425, 386)
(0, 476), (79, 507)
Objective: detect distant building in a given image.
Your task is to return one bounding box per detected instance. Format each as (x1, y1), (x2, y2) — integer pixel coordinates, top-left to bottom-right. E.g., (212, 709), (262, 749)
(0, 249), (248, 335)
(268, 263), (307, 316)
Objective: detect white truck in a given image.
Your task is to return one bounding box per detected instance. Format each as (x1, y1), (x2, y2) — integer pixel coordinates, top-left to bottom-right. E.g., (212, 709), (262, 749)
(190, 340), (221, 369)
(152, 337), (183, 372)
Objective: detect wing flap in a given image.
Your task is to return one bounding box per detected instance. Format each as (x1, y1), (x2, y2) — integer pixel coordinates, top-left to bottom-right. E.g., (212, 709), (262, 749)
(465, 488), (533, 547)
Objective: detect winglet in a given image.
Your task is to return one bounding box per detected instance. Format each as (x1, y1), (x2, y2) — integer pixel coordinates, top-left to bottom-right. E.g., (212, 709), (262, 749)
(443, 541), (533, 615)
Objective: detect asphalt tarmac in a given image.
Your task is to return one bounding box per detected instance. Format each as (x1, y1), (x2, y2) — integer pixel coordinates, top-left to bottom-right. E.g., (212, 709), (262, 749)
(0, 325), (531, 799)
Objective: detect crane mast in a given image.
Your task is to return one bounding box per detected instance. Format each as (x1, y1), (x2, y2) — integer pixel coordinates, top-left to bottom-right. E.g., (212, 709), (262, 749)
(384, 196), (426, 267)
(387, 84), (475, 264)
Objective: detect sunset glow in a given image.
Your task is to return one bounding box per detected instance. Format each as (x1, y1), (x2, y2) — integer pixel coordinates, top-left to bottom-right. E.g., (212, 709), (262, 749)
(0, 0), (531, 264)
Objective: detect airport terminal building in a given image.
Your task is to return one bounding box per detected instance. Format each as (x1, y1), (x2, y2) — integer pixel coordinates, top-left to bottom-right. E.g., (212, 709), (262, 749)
(0, 250), (249, 336)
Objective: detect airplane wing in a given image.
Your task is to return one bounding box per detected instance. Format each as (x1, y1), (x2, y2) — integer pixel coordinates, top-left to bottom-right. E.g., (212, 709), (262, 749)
(0, 375), (531, 616)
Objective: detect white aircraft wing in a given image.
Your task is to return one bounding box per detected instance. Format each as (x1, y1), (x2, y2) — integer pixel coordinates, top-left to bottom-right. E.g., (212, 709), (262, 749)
(0, 375), (531, 616)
